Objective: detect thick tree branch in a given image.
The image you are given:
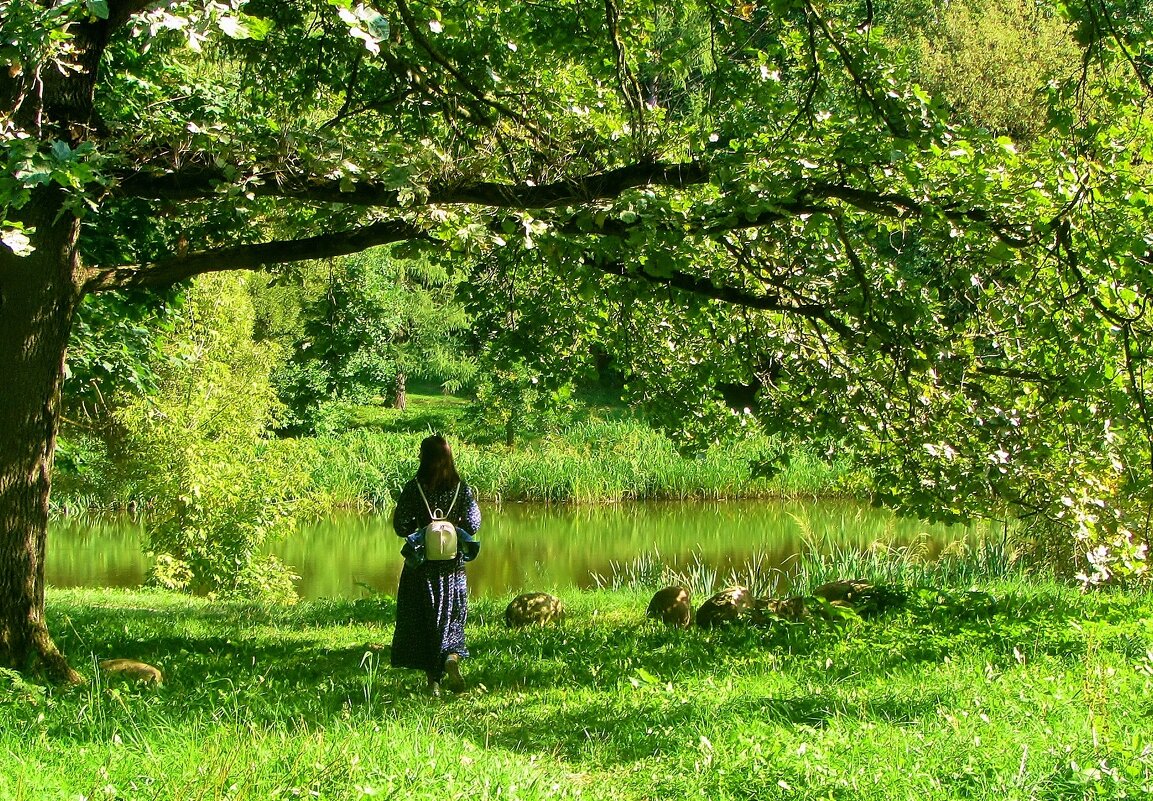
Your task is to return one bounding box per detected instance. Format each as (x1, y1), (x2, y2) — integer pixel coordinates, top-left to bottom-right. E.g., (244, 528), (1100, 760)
(98, 156), (1047, 299)
(114, 158), (1042, 249)
(813, 183), (1041, 247)
(562, 180), (1038, 247)
(596, 260), (859, 341)
(82, 219), (426, 292)
(113, 161), (712, 207)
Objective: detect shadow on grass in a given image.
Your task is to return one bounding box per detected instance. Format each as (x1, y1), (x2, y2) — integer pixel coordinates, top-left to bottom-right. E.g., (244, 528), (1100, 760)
(355, 410), (461, 434)
(446, 675), (954, 765)
(47, 596), (405, 723)
(33, 584), (1151, 762)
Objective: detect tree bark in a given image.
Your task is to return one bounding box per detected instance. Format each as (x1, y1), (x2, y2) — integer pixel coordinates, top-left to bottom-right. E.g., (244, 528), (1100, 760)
(0, 6), (138, 681)
(393, 372), (408, 410)
(0, 192), (84, 683)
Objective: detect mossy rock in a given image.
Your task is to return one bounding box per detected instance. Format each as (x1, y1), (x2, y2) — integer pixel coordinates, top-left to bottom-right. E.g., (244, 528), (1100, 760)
(646, 585), (692, 628)
(99, 658), (163, 685)
(505, 592), (565, 627)
(695, 586), (753, 629)
(812, 579), (873, 604)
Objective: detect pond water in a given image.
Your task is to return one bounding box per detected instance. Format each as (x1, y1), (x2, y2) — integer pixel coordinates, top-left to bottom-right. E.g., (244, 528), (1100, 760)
(47, 500), (990, 600)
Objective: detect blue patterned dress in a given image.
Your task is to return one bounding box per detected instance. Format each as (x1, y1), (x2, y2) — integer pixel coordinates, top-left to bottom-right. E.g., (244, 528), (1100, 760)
(390, 479), (482, 677)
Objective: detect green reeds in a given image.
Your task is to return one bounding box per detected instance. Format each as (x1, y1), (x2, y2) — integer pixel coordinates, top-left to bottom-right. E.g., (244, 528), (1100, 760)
(53, 417), (865, 513)
(593, 549), (780, 599)
(592, 531), (1020, 602)
(294, 420), (862, 507)
(789, 530), (1023, 592)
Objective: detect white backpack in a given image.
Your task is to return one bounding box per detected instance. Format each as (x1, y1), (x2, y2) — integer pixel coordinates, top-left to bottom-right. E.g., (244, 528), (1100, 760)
(417, 482), (460, 561)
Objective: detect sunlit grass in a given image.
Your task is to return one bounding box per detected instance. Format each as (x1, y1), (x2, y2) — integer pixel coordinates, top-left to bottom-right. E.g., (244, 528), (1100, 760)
(6, 566), (1153, 801)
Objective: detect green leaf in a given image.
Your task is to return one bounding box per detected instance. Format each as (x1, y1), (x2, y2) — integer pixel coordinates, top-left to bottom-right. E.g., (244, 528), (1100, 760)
(986, 242), (1014, 264)
(241, 15), (276, 40)
(630, 668), (659, 687)
(86, 0), (109, 19)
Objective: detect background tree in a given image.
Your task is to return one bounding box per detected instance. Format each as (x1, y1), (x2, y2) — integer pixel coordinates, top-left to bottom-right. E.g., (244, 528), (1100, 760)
(53, 287), (184, 505)
(261, 247), (475, 433)
(112, 272), (309, 601)
(909, 0), (1081, 141)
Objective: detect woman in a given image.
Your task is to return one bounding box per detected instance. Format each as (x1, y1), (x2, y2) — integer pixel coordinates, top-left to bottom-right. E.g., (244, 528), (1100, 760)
(391, 435), (481, 695)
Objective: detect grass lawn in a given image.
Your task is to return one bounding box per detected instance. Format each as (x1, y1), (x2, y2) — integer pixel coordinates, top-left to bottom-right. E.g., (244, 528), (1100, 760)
(3, 579), (1153, 800)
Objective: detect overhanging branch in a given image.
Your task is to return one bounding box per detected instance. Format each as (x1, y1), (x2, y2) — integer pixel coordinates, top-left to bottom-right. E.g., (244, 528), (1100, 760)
(92, 164), (1045, 299)
(115, 158), (1043, 249)
(113, 161), (712, 207)
(547, 177), (1039, 246)
(82, 219), (426, 292)
(595, 259), (859, 341)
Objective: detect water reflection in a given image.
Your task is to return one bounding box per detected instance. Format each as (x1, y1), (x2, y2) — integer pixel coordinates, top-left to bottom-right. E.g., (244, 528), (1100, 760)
(49, 517), (149, 588)
(48, 500), (985, 600)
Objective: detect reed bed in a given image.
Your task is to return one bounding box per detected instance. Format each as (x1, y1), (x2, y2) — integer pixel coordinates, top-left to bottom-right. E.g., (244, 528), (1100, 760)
(269, 420), (862, 510)
(55, 407), (864, 513)
(593, 532), (1023, 601)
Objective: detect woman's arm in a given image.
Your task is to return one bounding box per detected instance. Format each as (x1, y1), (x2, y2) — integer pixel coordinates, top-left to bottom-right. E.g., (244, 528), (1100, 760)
(455, 484), (482, 536)
(392, 481), (423, 537)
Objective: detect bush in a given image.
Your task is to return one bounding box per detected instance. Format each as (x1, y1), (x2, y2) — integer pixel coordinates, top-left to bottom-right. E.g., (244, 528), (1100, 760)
(116, 274), (315, 601)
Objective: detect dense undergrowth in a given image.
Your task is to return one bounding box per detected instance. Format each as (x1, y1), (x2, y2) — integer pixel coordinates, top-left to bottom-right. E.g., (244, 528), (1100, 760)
(5, 547), (1153, 800)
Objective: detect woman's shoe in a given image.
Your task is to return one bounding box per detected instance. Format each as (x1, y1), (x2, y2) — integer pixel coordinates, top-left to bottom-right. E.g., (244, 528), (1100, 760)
(426, 677), (442, 697)
(443, 654), (465, 693)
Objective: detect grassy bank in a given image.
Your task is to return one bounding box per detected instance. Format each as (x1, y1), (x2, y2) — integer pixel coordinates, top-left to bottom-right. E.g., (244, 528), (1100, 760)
(271, 421), (865, 509)
(5, 562), (1152, 800)
(54, 402), (866, 512)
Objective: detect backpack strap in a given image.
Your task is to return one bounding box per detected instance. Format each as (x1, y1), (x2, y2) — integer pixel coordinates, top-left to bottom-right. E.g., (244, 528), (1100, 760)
(416, 481), (460, 521)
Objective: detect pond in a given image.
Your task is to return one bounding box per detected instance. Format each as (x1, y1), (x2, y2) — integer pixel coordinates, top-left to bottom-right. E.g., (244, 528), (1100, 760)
(47, 500), (992, 600)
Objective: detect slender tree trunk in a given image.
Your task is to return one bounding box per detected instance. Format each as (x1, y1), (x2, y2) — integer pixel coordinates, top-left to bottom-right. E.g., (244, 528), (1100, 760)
(0, 192), (84, 683)
(393, 371), (407, 410)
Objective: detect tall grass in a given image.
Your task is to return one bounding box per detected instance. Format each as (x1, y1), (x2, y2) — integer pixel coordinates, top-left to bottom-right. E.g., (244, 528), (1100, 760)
(789, 529), (1025, 591)
(592, 531), (1022, 600)
(592, 549), (782, 599)
(270, 420), (863, 510)
(55, 415), (864, 513)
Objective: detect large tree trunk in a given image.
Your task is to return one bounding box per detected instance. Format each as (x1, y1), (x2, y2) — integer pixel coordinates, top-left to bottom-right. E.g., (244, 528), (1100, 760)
(0, 0), (133, 683)
(0, 192), (84, 683)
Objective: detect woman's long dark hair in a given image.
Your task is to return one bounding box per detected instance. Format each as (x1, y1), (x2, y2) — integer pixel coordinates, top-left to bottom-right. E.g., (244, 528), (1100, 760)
(416, 435), (461, 492)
